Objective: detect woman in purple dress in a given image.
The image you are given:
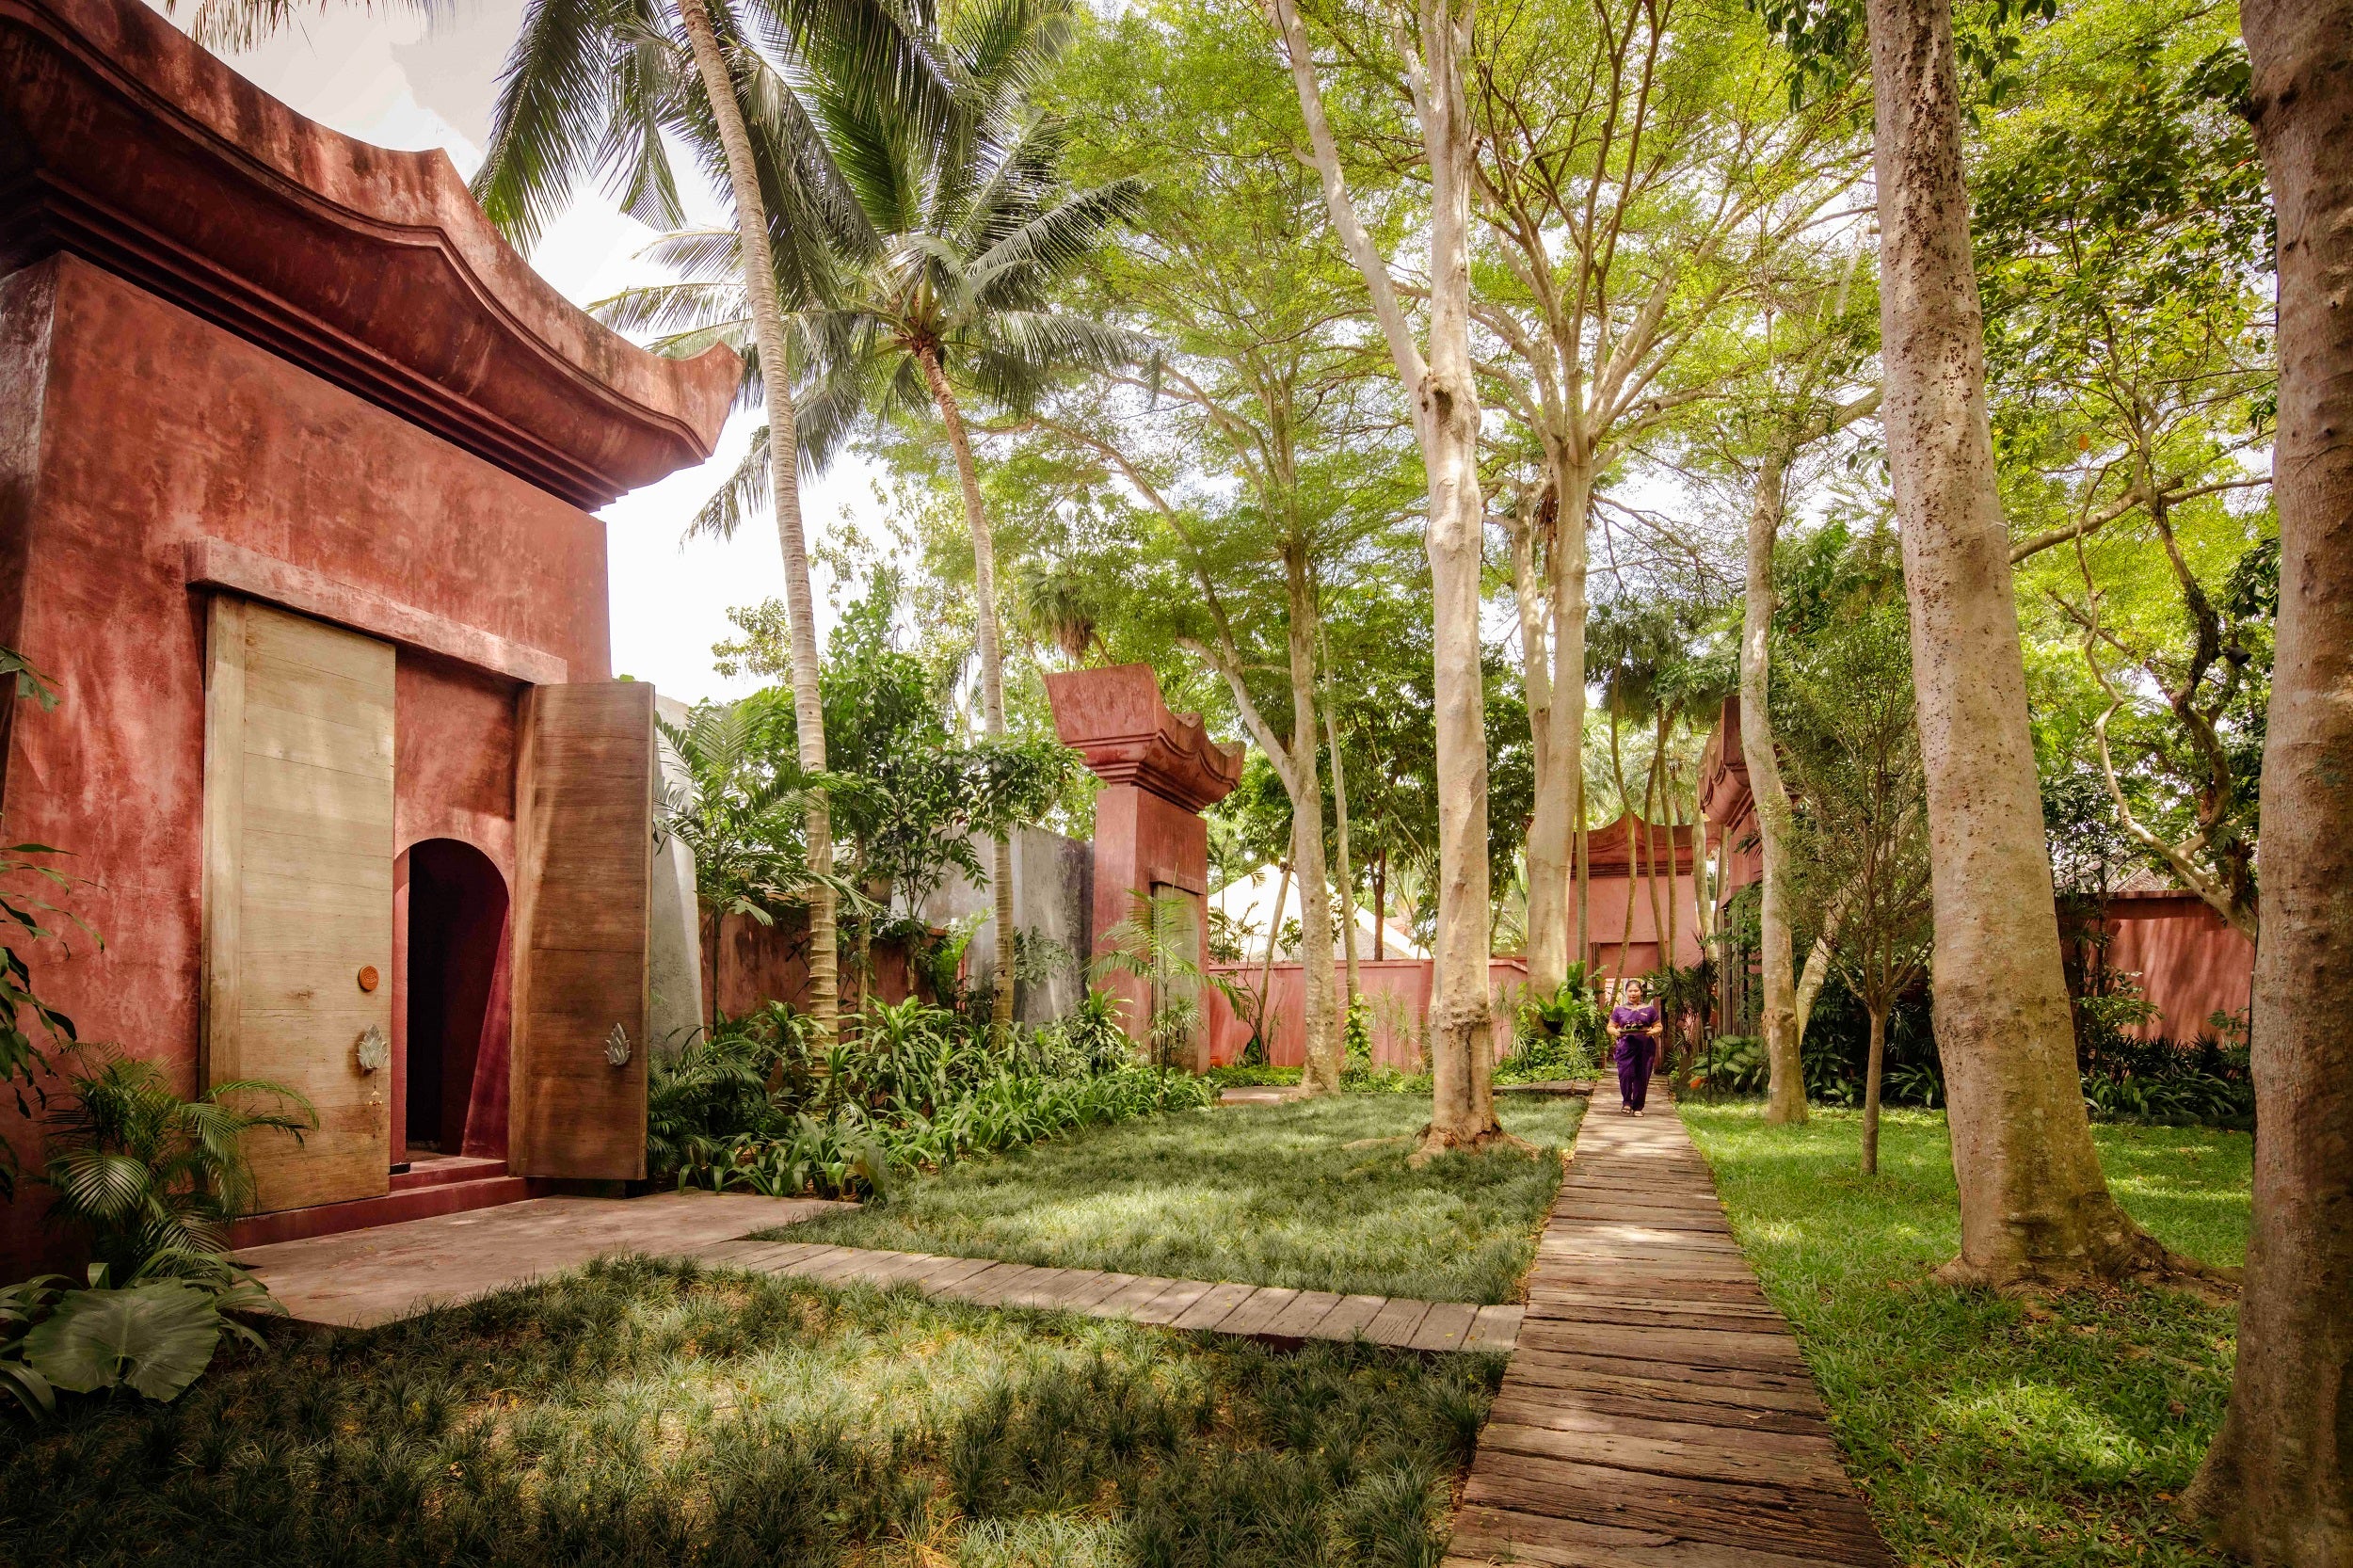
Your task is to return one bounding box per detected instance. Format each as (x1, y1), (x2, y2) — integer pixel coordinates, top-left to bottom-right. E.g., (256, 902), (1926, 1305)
(1609, 981), (1663, 1114)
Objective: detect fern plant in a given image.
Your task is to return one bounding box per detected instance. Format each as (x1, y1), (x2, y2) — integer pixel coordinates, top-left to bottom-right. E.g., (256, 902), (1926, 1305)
(40, 1049), (312, 1283)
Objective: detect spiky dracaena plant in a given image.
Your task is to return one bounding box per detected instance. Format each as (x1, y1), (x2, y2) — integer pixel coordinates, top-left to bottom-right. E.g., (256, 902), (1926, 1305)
(40, 1051), (312, 1283)
(599, 0), (1147, 1035)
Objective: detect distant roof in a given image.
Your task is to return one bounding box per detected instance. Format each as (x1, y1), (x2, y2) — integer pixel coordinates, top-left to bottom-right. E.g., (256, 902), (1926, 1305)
(0, 0), (740, 506)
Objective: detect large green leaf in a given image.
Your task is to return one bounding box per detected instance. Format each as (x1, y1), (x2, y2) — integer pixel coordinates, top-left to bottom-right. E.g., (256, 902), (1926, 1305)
(20, 1283), (222, 1401)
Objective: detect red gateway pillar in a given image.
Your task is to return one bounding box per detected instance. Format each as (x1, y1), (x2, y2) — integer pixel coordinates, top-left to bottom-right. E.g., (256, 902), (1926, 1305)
(1045, 664), (1242, 1066)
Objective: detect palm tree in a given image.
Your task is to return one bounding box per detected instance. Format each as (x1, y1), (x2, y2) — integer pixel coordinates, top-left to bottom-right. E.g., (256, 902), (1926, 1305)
(472, 0), (946, 1050)
(618, 0), (1146, 1031)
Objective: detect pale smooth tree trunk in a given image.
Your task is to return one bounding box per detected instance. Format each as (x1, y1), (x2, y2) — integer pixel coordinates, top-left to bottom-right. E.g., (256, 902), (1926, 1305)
(1322, 648), (1362, 1017)
(1257, 858), (1289, 1045)
(2185, 1), (2353, 1555)
(1267, 0), (1502, 1149)
(1285, 559), (1342, 1094)
(1861, 1003), (1887, 1176)
(917, 347), (1017, 1032)
(1866, 0), (2167, 1284)
(1513, 493), (1566, 993)
(1740, 448), (1808, 1123)
(675, 0), (835, 1046)
(1574, 774), (1591, 969)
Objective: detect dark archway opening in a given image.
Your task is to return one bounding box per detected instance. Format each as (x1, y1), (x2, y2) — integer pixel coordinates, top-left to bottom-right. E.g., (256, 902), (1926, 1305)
(403, 839), (508, 1156)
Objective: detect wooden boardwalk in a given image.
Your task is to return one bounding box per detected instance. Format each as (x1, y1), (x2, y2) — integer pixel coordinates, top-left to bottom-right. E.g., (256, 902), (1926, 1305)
(1446, 1108), (1893, 1567)
(683, 1237), (1526, 1353)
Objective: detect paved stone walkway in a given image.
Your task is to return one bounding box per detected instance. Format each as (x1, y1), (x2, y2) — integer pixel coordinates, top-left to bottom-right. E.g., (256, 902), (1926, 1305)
(1444, 1108), (1894, 1567)
(681, 1236), (1526, 1353)
(234, 1192), (851, 1328)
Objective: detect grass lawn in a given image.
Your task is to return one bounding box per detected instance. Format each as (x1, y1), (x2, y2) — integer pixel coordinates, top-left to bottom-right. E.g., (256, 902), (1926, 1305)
(775, 1095), (1583, 1304)
(0, 1256), (1501, 1567)
(1682, 1103), (2250, 1568)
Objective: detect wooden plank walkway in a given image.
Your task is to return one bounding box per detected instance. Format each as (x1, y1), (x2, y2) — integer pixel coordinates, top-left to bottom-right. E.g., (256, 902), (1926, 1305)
(1445, 1108), (1893, 1567)
(680, 1237), (1525, 1353)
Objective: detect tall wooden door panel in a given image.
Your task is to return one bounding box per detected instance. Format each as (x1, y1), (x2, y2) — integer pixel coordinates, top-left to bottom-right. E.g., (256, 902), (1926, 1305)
(202, 598), (394, 1212)
(510, 681), (652, 1179)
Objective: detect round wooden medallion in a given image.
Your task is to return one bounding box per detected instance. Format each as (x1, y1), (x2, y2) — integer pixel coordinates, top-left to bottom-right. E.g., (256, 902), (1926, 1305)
(357, 965), (380, 993)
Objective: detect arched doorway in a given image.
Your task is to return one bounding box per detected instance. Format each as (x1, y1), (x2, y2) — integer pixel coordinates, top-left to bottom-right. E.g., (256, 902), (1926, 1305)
(399, 839), (509, 1158)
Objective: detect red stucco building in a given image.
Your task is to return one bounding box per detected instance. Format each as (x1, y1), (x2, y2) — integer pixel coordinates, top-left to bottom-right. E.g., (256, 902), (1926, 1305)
(1696, 695), (2253, 1042)
(0, 0), (734, 1272)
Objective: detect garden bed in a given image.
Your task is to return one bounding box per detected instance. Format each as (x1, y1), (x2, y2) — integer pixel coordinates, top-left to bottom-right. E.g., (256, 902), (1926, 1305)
(1682, 1103), (2250, 1567)
(0, 1256), (1498, 1567)
(770, 1094), (1580, 1304)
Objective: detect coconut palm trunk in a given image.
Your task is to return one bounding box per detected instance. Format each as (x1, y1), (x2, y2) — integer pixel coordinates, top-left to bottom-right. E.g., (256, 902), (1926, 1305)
(1740, 445), (1808, 1123)
(1865, 0), (2169, 1283)
(914, 344), (1018, 1032)
(675, 0), (837, 1048)
(2184, 0), (2353, 1554)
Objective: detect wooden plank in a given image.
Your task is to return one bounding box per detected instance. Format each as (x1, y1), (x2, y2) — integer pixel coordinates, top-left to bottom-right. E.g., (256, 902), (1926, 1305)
(1448, 1502), (1856, 1568)
(1361, 1296), (1433, 1347)
(1096, 1274), (1188, 1317)
(1216, 1285), (1301, 1337)
(1264, 1289), (1349, 1337)
(1129, 1277), (1216, 1325)
(904, 1255), (1002, 1291)
(510, 681), (653, 1180)
(1465, 1304), (1523, 1352)
(1169, 1280), (1257, 1331)
(1061, 1272), (1143, 1311)
(202, 599), (393, 1215)
(1304, 1293), (1391, 1341)
(1410, 1301), (1481, 1352)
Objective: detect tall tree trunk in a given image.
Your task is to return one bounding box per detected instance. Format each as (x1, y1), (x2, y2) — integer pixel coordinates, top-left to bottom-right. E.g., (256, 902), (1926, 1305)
(1865, 0), (2165, 1283)
(675, 0), (835, 1047)
(915, 346), (1017, 1033)
(1862, 1001), (1887, 1176)
(1664, 775), (1680, 974)
(2185, 2), (2353, 1555)
(1257, 858), (1290, 1049)
(1373, 851), (1388, 961)
(1741, 448), (1808, 1124)
(1553, 477), (1591, 981)
(1610, 710), (1638, 983)
(1265, 0), (1499, 1150)
(1574, 774), (1591, 971)
(1643, 718), (1669, 969)
(1321, 635), (1362, 1017)
(1514, 491), (1566, 994)
(1286, 556), (1342, 1094)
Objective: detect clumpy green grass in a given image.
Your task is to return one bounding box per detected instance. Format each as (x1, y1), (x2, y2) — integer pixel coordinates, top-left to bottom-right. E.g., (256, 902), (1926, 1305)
(0, 1256), (1501, 1568)
(777, 1096), (1581, 1304)
(1682, 1103), (2249, 1567)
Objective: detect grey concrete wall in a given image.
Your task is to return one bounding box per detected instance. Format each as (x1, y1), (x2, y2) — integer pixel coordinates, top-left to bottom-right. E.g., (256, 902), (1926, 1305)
(923, 827), (1094, 1024)
(648, 694), (705, 1049)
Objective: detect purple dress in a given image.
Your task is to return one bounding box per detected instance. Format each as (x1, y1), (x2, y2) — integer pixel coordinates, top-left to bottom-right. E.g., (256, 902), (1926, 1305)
(1610, 1003), (1662, 1111)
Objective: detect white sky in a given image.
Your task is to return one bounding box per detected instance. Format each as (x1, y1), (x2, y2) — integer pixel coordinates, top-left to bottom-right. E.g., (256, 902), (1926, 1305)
(150, 0), (876, 703)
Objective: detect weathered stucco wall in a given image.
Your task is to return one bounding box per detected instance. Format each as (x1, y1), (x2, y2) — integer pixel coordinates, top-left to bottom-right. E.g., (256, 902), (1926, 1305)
(0, 257), (617, 1271)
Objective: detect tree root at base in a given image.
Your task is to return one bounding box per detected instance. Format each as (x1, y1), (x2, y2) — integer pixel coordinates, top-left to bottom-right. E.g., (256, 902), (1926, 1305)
(1407, 1125), (1545, 1165)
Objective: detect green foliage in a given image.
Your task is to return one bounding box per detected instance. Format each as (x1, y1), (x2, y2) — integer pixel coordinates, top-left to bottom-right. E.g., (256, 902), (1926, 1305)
(783, 1094), (1582, 1303)
(647, 996), (1214, 1199)
(18, 1277), (227, 1403)
(0, 645), (82, 1202)
(1685, 1104), (2247, 1565)
(0, 1258), (1499, 1565)
(39, 1050), (313, 1286)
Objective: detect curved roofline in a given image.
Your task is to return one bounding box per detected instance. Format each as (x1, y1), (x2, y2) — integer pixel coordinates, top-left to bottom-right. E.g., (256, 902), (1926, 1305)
(1, 0), (740, 505)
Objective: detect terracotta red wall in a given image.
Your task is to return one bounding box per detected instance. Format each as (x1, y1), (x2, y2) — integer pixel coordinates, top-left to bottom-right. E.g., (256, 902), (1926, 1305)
(0, 256), (614, 1272)
(2098, 893), (2254, 1043)
(706, 909), (927, 1028)
(1577, 870), (1706, 974)
(1206, 959), (1530, 1071)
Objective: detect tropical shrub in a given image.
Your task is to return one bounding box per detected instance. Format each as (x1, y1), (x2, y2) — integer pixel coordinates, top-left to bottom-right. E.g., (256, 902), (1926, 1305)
(2, 1262), (277, 1414)
(39, 1049), (313, 1284)
(647, 994), (1215, 1199)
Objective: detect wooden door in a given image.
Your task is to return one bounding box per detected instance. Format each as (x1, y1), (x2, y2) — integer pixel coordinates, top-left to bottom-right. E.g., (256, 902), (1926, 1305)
(510, 682), (652, 1178)
(202, 598), (395, 1212)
